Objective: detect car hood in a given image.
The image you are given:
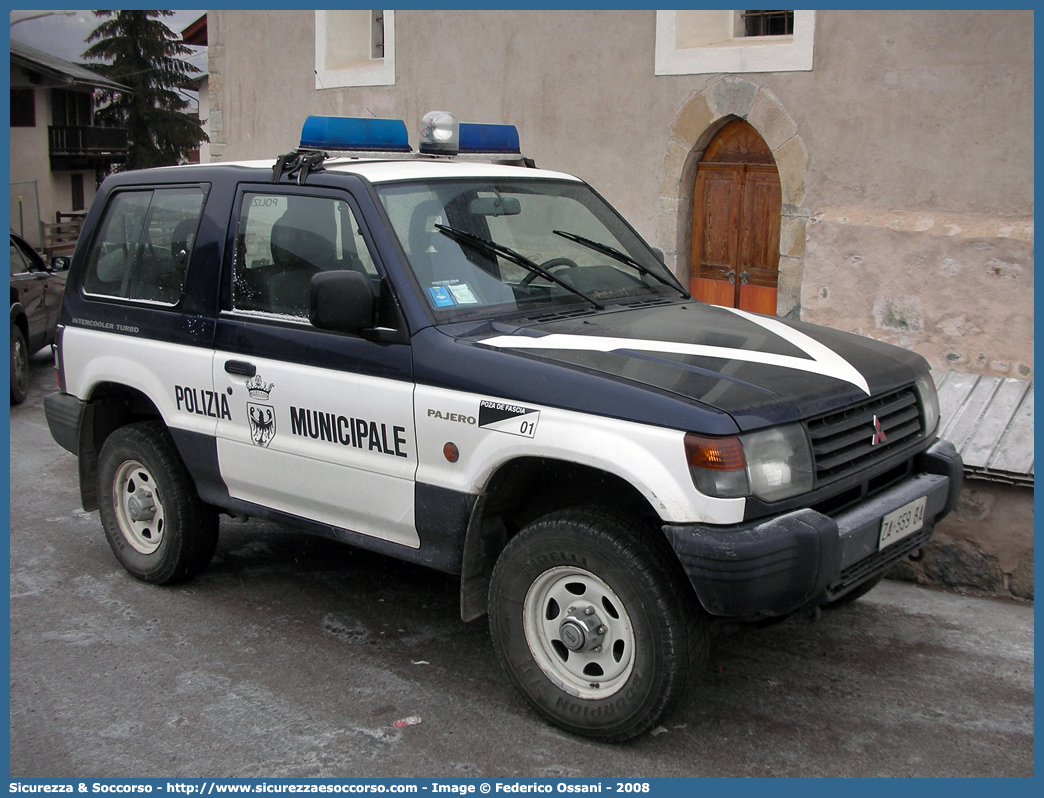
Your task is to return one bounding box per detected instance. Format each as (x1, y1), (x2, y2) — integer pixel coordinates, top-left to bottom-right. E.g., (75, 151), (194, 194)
(454, 301), (928, 431)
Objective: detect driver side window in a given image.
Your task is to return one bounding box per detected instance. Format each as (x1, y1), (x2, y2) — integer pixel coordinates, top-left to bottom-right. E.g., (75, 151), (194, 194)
(233, 193), (377, 318)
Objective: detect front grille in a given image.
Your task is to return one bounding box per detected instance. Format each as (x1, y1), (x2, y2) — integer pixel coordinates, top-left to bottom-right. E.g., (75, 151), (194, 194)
(825, 526), (931, 600)
(807, 386), (923, 487)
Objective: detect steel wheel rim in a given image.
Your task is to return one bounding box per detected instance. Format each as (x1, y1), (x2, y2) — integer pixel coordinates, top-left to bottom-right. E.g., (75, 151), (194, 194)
(111, 459), (165, 555)
(522, 565), (636, 699)
(11, 335), (27, 396)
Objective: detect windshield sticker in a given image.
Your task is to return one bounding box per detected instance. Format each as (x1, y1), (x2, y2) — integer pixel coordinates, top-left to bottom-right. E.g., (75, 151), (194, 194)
(428, 286), (455, 307)
(447, 283), (479, 304)
(477, 307), (871, 396)
(479, 400), (540, 438)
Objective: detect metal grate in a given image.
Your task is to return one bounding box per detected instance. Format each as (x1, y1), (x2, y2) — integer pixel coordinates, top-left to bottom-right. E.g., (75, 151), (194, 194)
(616, 297), (675, 310)
(742, 10), (795, 37)
(523, 306), (599, 323)
(807, 386), (924, 487)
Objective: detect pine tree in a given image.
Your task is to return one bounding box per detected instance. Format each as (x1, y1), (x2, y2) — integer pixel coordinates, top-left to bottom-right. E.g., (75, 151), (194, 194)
(83, 10), (208, 171)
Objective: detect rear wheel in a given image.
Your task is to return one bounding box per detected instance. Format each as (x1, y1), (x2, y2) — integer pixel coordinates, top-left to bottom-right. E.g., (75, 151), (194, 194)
(97, 422), (218, 584)
(488, 507), (707, 741)
(10, 324), (29, 404)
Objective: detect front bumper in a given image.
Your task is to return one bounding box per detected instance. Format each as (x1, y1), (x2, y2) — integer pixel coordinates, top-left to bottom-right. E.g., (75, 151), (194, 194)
(663, 439), (963, 618)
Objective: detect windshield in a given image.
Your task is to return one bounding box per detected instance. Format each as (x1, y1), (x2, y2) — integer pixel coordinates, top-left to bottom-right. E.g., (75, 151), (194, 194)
(375, 179), (685, 317)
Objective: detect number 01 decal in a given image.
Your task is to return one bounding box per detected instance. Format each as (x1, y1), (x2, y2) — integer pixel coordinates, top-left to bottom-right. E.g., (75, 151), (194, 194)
(479, 399), (540, 438)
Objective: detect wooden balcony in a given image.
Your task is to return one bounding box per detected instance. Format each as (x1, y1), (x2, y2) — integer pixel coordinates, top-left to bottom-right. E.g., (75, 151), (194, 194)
(48, 125), (129, 171)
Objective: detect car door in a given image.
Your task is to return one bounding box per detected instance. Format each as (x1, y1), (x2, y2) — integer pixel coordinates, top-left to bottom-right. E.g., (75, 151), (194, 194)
(10, 235), (50, 349)
(212, 185), (418, 547)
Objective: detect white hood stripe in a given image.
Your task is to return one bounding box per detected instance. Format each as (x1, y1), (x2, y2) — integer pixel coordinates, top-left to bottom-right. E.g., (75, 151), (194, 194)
(478, 306), (871, 396)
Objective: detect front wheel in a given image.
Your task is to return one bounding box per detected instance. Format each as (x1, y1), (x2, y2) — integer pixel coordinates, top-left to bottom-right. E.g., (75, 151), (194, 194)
(97, 422), (218, 584)
(488, 508), (707, 741)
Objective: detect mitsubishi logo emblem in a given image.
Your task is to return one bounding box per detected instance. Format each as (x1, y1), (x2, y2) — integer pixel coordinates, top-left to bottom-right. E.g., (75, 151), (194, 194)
(871, 415), (887, 446)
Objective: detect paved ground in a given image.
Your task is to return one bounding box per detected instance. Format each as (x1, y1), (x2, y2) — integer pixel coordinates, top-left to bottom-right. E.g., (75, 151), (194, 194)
(9, 350), (1035, 778)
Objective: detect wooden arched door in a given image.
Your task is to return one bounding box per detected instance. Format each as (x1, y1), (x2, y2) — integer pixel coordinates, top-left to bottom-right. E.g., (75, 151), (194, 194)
(689, 119), (781, 315)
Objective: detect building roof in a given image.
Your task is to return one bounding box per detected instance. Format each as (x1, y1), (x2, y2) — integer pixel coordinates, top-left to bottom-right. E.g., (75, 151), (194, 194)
(935, 372), (1034, 486)
(10, 39), (129, 93)
(181, 14), (208, 47)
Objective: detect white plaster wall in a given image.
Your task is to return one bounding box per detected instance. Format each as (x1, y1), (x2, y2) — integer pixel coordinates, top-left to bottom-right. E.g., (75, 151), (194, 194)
(9, 71), (100, 248)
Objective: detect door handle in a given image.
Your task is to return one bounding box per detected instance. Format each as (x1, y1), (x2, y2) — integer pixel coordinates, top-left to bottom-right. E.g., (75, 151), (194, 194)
(725, 269), (736, 285)
(739, 270), (750, 285)
(224, 360), (256, 377)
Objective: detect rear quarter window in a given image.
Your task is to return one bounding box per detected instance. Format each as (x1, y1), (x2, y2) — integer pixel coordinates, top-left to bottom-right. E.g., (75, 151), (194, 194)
(82, 186), (208, 305)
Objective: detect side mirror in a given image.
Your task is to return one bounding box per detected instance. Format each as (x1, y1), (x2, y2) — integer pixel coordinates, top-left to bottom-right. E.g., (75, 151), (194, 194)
(50, 256), (70, 272)
(651, 247), (665, 264)
(309, 270), (375, 334)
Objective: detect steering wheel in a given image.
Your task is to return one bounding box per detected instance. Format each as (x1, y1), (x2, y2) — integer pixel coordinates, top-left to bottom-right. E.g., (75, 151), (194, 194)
(520, 256), (581, 287)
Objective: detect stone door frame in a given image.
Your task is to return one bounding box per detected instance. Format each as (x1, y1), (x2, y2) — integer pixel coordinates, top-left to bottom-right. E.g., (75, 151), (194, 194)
(657, 77), (809, 319)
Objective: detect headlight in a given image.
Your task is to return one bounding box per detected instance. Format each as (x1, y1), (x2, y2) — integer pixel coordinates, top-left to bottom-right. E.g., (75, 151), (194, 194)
(914, 373), (940, 436)
(741, 423), (814, 502)
(685, 423), (814, 502)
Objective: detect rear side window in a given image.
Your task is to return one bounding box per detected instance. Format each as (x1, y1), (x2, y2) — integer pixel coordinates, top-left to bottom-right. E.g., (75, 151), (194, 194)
(83, 186), (207, 305)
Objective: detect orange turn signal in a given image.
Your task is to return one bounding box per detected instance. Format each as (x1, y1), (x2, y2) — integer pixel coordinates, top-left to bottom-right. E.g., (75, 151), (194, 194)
(684, 433), (746, 471)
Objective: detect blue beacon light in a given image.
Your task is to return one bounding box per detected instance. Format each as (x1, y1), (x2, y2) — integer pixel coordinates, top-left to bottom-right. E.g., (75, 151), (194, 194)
(420, 111), (520, 156)
(459, 122), (521, 154)
(299, 116), (412, 152)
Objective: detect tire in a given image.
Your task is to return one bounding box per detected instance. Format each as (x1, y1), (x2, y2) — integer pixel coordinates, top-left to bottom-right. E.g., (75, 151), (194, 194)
(488, 507), (708, 741)
(10, 324), (29, 405)
(823, 573), (884, 609)
(97, 421), (218, 584)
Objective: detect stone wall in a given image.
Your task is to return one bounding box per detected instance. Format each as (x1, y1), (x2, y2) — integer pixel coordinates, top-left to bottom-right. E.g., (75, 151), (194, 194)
(891, 482), (1034, 599)
(801, 213), (1034, 379)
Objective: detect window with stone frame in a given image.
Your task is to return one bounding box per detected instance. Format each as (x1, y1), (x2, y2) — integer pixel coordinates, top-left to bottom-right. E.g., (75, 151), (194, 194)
(654, 9), (814, 75)
(315, 10), (395, 89)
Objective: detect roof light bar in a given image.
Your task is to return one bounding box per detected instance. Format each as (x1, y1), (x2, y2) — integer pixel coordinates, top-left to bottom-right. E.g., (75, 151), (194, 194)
(459, 122), (521, 155)
(419, 110), (521, 156)
(299, 115), (411, 153)
(419, 111), (459, 155)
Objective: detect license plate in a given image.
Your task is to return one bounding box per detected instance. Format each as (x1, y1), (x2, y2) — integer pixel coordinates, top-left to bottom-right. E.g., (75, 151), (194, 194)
(879, 496), (927, 550)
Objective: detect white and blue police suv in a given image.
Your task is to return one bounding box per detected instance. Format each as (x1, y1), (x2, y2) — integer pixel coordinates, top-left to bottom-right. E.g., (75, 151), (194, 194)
(45, 112), (963, 741)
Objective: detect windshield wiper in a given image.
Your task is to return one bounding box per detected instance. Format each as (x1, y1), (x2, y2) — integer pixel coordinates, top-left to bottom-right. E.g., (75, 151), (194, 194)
(435, 224), (604, 310)
(553, 230), (690, 298)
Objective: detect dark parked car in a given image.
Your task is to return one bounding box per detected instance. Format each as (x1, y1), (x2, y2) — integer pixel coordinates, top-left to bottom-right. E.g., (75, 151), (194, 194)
(10, 231), (67, 403)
